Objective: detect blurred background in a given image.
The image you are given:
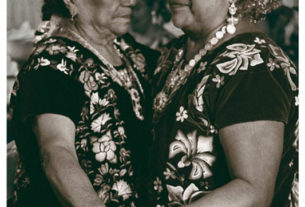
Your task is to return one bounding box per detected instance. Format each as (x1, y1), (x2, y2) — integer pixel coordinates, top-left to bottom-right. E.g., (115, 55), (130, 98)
(6, 0), (299, 203)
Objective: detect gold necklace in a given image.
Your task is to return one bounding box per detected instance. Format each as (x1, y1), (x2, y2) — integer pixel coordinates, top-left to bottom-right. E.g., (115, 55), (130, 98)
(67, 28), (145, 120)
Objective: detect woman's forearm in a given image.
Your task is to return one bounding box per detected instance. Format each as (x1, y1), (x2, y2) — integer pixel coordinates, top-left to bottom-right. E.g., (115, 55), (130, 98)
(41, 145), (105, 207)
(186, 178), (272, 207)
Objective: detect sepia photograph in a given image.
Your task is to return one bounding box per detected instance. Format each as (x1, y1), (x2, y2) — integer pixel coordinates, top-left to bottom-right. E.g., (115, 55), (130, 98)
(7, 0), (299, 206)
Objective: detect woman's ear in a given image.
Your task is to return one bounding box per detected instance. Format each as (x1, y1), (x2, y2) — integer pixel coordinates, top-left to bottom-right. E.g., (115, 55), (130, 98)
(63, 0), (78, 17)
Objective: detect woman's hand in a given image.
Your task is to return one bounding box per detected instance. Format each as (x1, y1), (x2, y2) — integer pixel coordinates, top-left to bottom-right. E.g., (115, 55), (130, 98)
(187, 120), (284, 207)
(34, 113), (106, 207)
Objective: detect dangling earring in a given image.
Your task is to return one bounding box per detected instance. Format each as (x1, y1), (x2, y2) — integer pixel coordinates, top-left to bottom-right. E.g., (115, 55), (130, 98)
(226, 0), (239, 34)
(71, 14), (76, 22)
(151, 10), (157, 25)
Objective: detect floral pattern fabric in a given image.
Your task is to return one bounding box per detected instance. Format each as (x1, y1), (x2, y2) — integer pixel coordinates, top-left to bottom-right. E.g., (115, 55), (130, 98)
(10, 35), (155, 207)
(151, 33), (298, 207)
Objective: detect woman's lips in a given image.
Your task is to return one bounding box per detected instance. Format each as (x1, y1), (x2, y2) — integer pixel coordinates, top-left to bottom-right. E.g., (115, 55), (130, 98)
(169, 2), (191, 9)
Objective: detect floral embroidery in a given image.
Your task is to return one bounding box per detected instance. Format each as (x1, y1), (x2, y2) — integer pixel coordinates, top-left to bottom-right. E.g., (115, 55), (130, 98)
(153, 177), (163, 193)
(212, 74), (224, 88)
(90, 92), (109, 114)
(34, 57), (50, 69)
(46, 44), (67, 55)
(197, 61), (207, 73)
(112, 180), (133, 201)
(151, 34), (298, 207)
(95, 72), (108, 84)
(119, 148), (131, 163)
(163, 168), (176, 180)
(98, 184), (111, 203)
(57, 59), (69, 74)
(11, 36), (150, 207)
(217, 43), (264, 75)
(267, 58), (280, 71)
(269, 44), (297, 91)
(91, 131), (117, 163)
(166, 183), (206, 205)
(194, 75), (210, 113)
(129, 49), (146, 74)
(66, 46), (79, 61)
(79, 70), (99, 95)
(254, 37), (266, 44)
(169, 130), (215, 180)
(176, 106), (188, 122)
(129, 88), (144, 120)
(91, 113), (112, 132)
(93, 173), (104, 186)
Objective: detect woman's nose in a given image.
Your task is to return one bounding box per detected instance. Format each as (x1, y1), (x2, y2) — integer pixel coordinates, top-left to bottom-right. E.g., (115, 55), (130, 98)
(120, 0), (137, 7)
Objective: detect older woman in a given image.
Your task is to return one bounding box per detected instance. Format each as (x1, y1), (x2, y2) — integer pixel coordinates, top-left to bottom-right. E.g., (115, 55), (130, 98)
(151, 0), (298, 206)
(9, 0), (159, 206)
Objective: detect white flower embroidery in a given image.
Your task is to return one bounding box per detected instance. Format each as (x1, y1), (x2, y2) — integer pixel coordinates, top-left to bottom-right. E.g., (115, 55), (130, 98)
(117, 126), (127, 138)
(92, 131), (117, 163)
(112, 180), (132, 201)
(34, 57), (51, 70)
(176, 106), (188, 122)
(217, 44), (264, 75)
(269, 44), (297, 91)
(197, 61), (208, 73)
(46, 44), (66, 55)
(163, 168), (176, 180)
(38, 57), (50, 66)
(91, 113), (111, 132)
(194, 75), (210, 113)
(254, 37), (266, 44)
(90, 92), (109, 114)
(153, 177), (163, 193)
(66, 46), (78, 61)
(95, 72), (108, 84)
(212, 74), (224, 88)
(57, 59), (69, 74)
(97, 184), (111, 203)
(169, 130), (215, 180)
(267, 58), (280, 71)
(166, 183), (206, 205)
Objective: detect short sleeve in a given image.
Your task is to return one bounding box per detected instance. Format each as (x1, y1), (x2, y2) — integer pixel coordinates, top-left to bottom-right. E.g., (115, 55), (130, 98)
(14, 64), (85, 126)
(213, 68), (292, 129)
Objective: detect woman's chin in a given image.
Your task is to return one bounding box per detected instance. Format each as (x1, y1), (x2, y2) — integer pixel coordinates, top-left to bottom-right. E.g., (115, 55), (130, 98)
(111, 23), (130, 36)
(172, 15), (192, 30)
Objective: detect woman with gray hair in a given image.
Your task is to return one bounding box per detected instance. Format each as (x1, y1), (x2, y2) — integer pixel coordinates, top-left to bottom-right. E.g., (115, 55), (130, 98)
(9, 0), (159, 206)
(150, 0), (298, 206)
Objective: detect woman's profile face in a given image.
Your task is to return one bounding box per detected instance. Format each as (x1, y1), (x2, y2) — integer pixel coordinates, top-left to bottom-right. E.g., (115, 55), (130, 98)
(75, 0), (136, 36)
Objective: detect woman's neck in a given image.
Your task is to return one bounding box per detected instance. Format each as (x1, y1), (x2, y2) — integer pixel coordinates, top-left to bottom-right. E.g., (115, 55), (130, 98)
(59, 19), (123, 66)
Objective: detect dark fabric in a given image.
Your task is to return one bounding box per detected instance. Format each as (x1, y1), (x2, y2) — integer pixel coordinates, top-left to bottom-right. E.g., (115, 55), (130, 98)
(9, 36), (159, 207)
(150, 33), (298, 207)
(214, 69), (291, 129)
(15, 68), (85, 125)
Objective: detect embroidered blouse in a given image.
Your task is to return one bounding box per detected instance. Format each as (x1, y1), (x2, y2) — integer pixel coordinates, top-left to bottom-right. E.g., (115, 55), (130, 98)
(151, 33), (298, 207)
(10, 34), (159, 207)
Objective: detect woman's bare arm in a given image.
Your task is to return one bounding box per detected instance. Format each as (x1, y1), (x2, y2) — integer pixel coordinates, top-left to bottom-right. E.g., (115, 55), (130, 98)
(34, 113), (105, 207)
(187, 120), (284, 207)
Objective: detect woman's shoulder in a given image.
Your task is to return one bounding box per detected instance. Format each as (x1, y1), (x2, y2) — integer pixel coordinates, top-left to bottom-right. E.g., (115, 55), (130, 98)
(210, 32), (297, 79)
(193, 32), (298, 108)
(22, 36), (97, 77)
